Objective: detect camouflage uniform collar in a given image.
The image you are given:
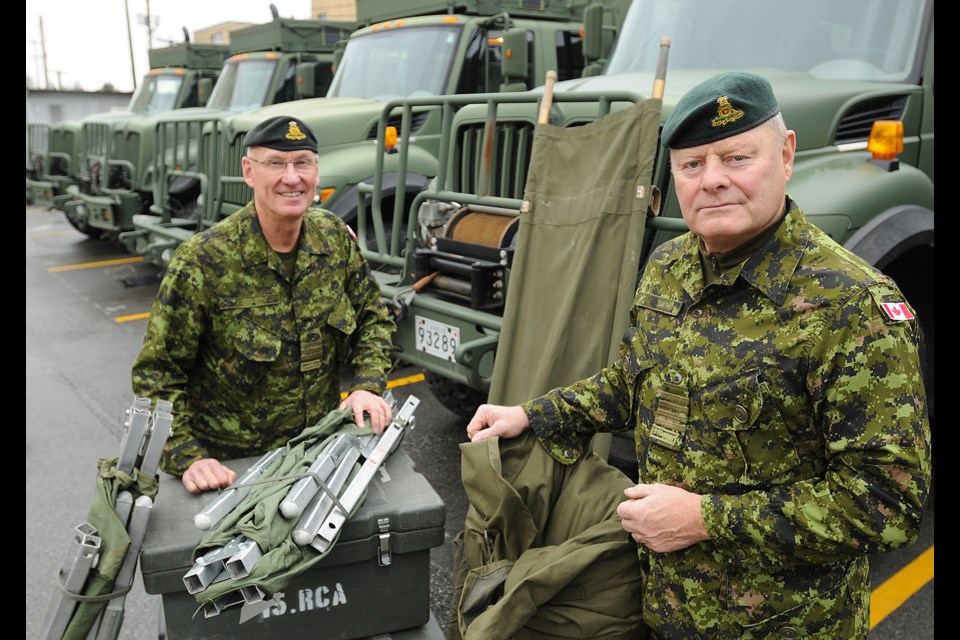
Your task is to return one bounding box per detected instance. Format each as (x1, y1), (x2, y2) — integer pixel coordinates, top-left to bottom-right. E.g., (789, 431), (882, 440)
(297, 209), (337, 256)
(666, 196), (806, 305)
(237, 202), (336, 268)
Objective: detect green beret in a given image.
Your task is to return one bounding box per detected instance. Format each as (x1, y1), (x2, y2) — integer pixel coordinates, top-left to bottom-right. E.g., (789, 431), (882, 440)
(662, 72), (780, 149)
(243, 115), (318, 152)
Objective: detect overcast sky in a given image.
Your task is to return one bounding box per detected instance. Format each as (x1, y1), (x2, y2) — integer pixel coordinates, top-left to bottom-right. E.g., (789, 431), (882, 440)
(26, 1), (315, 93)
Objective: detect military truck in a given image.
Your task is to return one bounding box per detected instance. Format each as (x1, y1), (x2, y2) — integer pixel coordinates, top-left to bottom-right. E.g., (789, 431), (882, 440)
(58, 14), (354, 241)
(359, 0), (935, 418)
(25, 40), (229, 235)
(121, 0), (592, 267)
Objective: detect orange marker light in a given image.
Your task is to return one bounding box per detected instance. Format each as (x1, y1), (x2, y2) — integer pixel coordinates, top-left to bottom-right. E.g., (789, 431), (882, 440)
(320, 188), (336, 202)
(868, 120), (904, 160)
(487, 36), (504, 45)
(443, 16), (459, 23)
(384, 126), (398, 150)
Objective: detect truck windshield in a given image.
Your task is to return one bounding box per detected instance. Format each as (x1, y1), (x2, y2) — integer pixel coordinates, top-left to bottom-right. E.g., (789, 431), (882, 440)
(128, 73), (184, 114)
(328, 25), (461, 100)
(606, 0), (930, 83)
(207, 58), (278, 112)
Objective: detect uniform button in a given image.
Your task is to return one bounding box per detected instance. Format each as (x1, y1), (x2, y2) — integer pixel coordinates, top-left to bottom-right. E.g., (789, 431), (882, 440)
(734, 549), (746, 560)
(692, 308), (704, 318)
(670, 372), (684, 384)
(779, 627), (798, 639)
(733, 405), (749, 423)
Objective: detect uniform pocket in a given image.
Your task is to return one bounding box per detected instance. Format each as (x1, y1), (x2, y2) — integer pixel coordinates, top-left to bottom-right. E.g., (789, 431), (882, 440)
(215, 297), (284, 394)
(700, 370), (800, 485)
(724, 557), (861, 634)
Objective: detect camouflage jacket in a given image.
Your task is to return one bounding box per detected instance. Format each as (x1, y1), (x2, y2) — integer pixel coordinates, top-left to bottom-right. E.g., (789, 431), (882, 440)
(132, 202), (395, 476)
(524, 199), (931, 639)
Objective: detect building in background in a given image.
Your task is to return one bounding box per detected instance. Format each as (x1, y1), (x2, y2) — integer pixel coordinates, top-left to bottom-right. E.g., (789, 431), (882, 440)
(25, 88), (132, 125)
(194, 1), (357, 44)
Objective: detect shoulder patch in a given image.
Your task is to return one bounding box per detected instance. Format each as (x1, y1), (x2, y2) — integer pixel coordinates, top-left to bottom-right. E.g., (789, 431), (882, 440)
(879, 301), (915, 322)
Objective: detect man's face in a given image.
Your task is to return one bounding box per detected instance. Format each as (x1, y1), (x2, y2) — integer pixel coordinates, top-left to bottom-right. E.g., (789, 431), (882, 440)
(242, 147), (320, 224)
(669, 121), (796, 254)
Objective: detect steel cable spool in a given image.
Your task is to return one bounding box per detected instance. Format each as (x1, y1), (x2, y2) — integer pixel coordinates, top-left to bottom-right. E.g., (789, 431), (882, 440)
(443, 207), (519, 249)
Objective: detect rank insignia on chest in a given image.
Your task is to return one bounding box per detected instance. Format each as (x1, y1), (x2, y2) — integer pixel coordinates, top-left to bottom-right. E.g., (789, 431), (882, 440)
(880, 301), (915, 322)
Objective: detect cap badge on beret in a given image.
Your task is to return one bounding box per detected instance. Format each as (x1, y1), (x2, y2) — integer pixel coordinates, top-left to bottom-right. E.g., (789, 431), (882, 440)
(285, 121), (307, 142)
(712, 96), (745, 129)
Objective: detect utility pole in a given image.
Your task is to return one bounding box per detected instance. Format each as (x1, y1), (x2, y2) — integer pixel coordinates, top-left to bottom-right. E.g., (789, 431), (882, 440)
(125, 0), (138, 90)
(145, 0), (153, 49)
(39, 16), (50, 89)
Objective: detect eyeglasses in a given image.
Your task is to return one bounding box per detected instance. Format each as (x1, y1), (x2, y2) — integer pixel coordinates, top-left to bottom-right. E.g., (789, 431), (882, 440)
(247, 156), (318, 174)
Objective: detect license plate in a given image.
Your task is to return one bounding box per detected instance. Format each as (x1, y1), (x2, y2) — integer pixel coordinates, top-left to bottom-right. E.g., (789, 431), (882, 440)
(415, 316), (460, 362)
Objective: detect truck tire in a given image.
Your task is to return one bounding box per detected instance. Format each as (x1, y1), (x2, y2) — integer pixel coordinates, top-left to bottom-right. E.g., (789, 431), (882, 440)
(424, 371), (487, 419)
(64, 209), (103, 239)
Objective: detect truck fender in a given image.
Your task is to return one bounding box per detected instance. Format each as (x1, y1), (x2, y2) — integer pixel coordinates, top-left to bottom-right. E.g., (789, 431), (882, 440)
(327, 171), (432, 221)
(843, 205), (934, 270)
(787, 154), (934, 251)
(318, 143), (439, 218)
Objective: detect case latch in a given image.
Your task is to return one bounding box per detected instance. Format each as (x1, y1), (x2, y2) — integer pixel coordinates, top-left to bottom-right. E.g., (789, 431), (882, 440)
(377, 517), (392, 566)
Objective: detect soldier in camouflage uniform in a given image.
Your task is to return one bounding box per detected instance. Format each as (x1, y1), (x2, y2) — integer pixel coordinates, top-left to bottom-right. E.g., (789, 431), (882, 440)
(465, 73), (931, 638)
(132, 115), (395, 494)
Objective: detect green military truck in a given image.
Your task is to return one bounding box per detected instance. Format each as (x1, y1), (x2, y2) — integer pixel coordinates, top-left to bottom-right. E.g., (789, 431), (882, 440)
(25, 40), (228, 236)
(122, 0), (591, 267)
(59, 14), (353, 241)
(360, 0), (935, 418)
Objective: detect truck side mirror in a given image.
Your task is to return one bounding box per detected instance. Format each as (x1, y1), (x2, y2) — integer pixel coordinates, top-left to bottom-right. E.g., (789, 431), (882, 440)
(297, 62), (316, 99)
(332, 40), (347, 73)
(197, 77), (212, 107)
(583, 3), (605, 63)
(500, 28), (528, 92)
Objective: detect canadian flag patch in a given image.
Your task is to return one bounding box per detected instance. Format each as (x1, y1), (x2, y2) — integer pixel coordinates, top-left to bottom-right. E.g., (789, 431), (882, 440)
(880, 302), (915, 321)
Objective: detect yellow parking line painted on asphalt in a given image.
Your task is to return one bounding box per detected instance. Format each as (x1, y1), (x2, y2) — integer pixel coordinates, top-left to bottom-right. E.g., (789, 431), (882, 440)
(387, 372), (426, 389)
(114, 312), (151, 323)
(870, 545), (934, 629)
(340, 372), (426, 399)
(48, 256), (144, 272)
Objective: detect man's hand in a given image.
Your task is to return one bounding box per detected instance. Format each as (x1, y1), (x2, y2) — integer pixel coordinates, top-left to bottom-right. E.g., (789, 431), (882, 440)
(616, 483), (709, 553)
(182, 458), (238, 494)
(339, 389), (393, 434)
(466, 404), (530, 442)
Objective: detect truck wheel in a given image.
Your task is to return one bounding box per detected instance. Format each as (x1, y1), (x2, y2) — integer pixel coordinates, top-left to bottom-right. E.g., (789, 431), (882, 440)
(64, 209), (103, 239)
(424, 371), (487, 419)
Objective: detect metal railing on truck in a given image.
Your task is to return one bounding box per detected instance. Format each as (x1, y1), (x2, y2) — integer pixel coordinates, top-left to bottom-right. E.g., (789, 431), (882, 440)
(358, 88), (687, 392)
(119, 115), (228, 263)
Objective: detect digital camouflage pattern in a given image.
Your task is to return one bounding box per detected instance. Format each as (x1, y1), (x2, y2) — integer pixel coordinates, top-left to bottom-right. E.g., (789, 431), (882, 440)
(132, 201), (395, 476)
(523, 198), (931, 639)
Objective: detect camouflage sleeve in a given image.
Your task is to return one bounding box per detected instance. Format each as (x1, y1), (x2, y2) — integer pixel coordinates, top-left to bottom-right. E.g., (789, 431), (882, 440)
(131, 247), (210, 476)
(342, 236), (395, 395)
(524, 355), (636, 465)
(701, 285), (932, 564)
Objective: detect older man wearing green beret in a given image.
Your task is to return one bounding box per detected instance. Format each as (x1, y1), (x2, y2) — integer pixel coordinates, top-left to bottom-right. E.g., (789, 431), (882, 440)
(465, 72), (931, 638)
(132, 115), (396, 494)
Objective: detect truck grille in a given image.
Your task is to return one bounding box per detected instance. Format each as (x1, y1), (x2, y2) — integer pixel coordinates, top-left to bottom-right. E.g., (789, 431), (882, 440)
(834, 96), (907, 144)
(81, 123), (111, 170)
(452, 120), (537, 199)
(221, 135), (252, 210)
(366, 111), (429, 141)
(110, 131), (140, 189)
(49, 129), (73, 176)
